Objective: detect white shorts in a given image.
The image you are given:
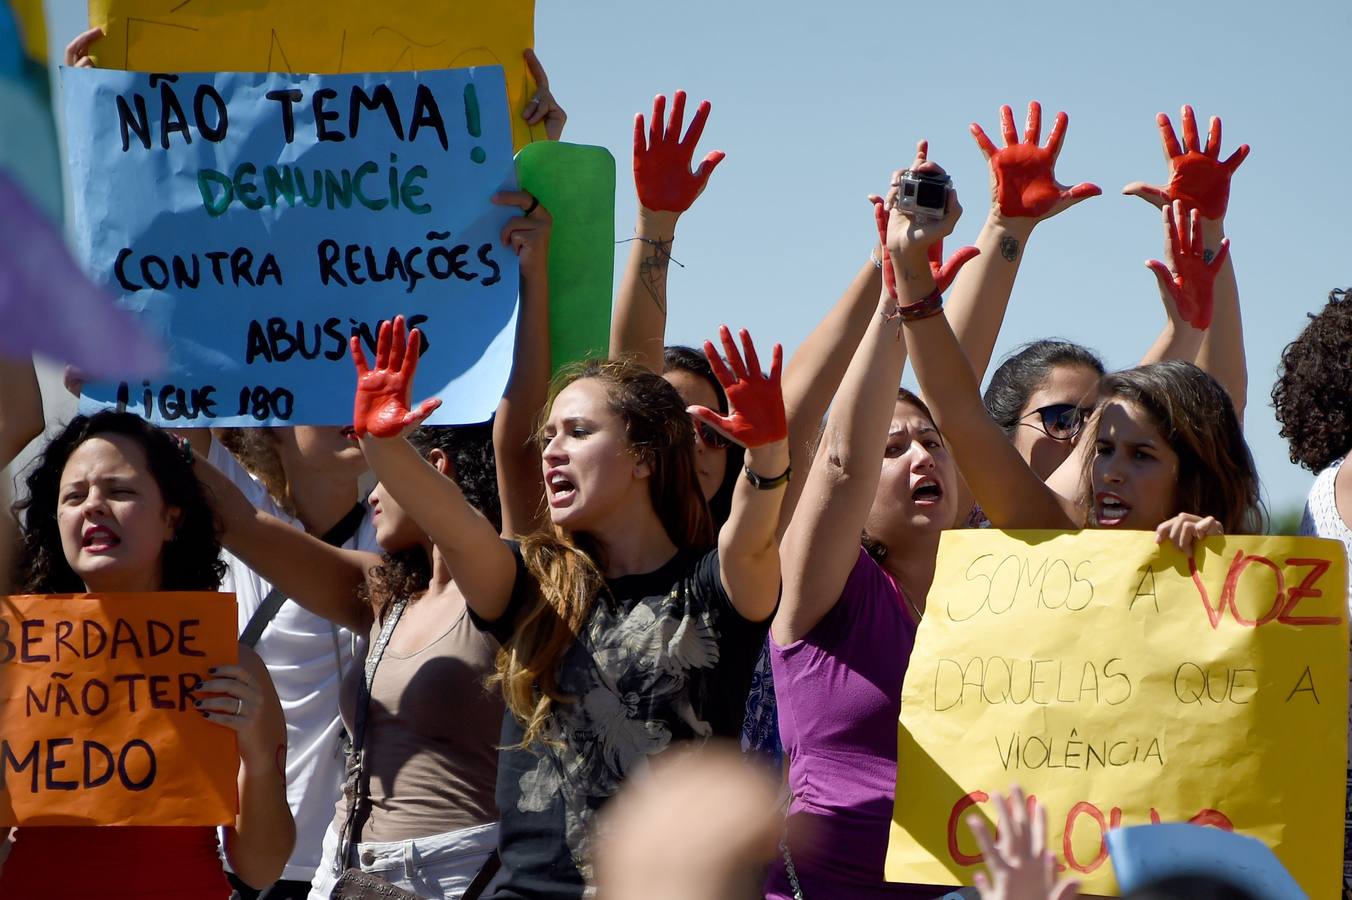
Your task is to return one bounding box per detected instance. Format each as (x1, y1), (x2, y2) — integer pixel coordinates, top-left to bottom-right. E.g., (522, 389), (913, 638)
(308, 819), (499, 900)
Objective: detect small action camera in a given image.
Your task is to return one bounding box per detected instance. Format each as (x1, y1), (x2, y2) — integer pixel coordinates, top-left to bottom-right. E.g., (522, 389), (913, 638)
(896, 170), (951, 221)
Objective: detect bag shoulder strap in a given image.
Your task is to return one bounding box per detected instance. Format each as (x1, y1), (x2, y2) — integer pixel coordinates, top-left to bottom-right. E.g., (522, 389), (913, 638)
(335, 597), (406, 867)
(240, 501), (366, 648)
(461, 849), (501, 900)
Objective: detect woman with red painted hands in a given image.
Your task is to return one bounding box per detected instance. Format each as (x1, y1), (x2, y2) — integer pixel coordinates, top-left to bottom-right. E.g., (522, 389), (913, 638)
(892, 143), (1261, 552)
(196, 193), (552, 900)
(766, 146), (972, 899)
(369, 320), (788, 895)
(0, 412), (293, 899)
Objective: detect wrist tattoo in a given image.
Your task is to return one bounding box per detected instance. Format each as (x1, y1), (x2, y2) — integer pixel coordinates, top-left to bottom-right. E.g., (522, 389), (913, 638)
(619, 236), (681, 316)
(1203, 248), (1216, 264)
(999, 235), (1020, 262)
(639, 244), (672, 315)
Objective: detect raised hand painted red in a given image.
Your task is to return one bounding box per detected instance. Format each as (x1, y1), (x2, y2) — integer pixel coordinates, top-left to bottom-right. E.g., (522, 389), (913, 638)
(1146, 200), (1231, 330)
(350, 315), (442, 438)
(690, 326), (786, 449)
(970, 102), (1101, 219)
(633, 91), (726, 213)
(1124, 105), (1248, 219)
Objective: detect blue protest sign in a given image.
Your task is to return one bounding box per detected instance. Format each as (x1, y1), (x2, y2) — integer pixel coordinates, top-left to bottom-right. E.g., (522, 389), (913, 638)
(62, 66), (519, 426)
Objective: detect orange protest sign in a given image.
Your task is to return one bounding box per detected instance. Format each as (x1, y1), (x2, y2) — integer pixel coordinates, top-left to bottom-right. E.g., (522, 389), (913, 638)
(0, 592), (239, 826)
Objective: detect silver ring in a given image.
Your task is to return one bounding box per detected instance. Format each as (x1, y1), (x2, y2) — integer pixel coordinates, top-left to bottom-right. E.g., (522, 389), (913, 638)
(235, 697), (243, 716)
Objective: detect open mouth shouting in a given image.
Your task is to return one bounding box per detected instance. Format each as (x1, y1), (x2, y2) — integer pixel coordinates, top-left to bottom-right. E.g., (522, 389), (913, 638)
(81, 523), (121, 553)
(911, 477), (945, 507)
(1095, 492), (1131, 527)
(546, 469), (577, 508)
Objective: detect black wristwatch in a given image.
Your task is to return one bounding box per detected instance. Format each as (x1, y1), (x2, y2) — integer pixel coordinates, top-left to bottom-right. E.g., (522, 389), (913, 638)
(743, 463), (791, 491)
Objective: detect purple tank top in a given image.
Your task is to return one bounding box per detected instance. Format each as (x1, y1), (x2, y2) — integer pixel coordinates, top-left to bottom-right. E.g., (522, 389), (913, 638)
(767, 548), (936, 898)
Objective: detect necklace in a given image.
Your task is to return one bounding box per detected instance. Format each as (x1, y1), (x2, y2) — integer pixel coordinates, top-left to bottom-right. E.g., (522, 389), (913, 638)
(903, 590), (924, 624)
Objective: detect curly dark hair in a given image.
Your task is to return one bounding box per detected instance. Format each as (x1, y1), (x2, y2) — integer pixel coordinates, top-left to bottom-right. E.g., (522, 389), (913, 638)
(1272, 288), (1352, 472)
(363, 423), (500, 618)
(12, 412), (225, 593)
(664, 345), (747, 528)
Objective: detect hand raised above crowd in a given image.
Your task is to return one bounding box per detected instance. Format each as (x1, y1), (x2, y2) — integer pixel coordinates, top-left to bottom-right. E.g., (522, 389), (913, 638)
(1123, 105), (1248, 220)
(970, 102), (1101, 222)
(633, 91), (726, 215)
(689, 326), (786, 450)
(1146, 200), (1231, 330)
(350, 315), (441, 439)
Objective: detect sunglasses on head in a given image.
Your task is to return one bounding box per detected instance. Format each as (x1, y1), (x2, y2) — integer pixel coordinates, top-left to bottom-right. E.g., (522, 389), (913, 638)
(1019, 403), (1091, 441)
(694, 420), (730, 449)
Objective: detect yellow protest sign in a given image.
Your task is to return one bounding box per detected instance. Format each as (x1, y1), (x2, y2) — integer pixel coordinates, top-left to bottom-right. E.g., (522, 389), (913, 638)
(0, 592), (239, 826)
(86, 0), (539, 149)
(886, 530), (1348, 897)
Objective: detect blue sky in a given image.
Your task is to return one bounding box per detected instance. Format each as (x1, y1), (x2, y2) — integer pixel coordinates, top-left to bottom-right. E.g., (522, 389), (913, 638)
(43, 0), (1352, 515)
(530, 0), (1351, 517)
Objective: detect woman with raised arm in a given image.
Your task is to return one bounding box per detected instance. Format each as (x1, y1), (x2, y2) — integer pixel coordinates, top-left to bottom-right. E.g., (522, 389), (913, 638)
(204, 416), (508, 900)
(372, 311), (787, 894)
(197, 194), (552, 900)
(767, 145), (969, 899)
(896, 147), (1261, 547)
(0, 412), (293, 899)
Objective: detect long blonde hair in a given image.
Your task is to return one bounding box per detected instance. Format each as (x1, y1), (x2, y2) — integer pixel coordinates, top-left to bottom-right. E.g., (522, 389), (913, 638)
(492, 359), (715, 747)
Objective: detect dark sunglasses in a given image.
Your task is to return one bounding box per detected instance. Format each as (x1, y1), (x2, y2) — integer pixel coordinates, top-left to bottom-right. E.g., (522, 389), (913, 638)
(694, 420), (730, 449)
(1019, 403), (1091, 441)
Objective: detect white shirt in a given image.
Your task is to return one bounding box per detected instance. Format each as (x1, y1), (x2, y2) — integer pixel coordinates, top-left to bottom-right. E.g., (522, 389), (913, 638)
(1299, 456), (1352, 760)
(211, 441), (378, 882)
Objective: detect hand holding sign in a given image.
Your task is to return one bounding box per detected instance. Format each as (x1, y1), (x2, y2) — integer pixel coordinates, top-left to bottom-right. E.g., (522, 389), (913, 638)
(1146, 200), (1231, 330)
(350, 316), (441, 439)
(1155, 511), (1224, 556)
(970, 102), (1101, 221)
(195, 661), (276, 767)
(64, 27), (101, 67)
(1123, 106), (1249, 220)
(494, 190), (553, 276)
(522, 49), (567, 141)
(690, 326), (786, 449)
(633, 91), (726, 214)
